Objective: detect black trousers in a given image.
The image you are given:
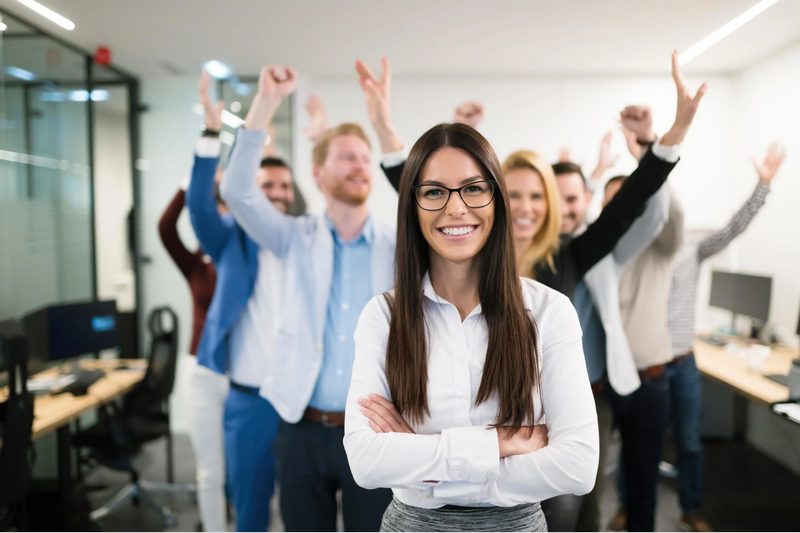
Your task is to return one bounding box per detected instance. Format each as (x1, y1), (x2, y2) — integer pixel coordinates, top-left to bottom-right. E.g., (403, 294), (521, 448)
(275, 418), (393, 532)
(608, 372), (669, 532)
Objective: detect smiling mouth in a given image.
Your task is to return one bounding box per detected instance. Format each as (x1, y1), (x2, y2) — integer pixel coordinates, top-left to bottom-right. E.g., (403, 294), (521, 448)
(513, 218), (535, 227)
(347, 176), (368, 185)
(438, 225), (477, 236)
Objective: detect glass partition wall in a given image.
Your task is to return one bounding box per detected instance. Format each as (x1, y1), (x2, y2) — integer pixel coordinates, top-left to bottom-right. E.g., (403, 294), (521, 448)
(0, 8), (141, 356)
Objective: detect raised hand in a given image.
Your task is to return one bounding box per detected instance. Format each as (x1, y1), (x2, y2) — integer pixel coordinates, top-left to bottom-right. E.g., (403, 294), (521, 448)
(355, 57), (403, 153)
(303, 94), (329, 144)
(597, 132), (619, 170)
(245, 64), (298, 131)
(199, 69), (224, 132)
(358, 394), (415, 434)
(619, 106), (655, 143)
(661, 51), (708, 147)
(497, 424), (549, 458)
(453, 101), (485, 128)
(621, 125), (644, 161)
(558, 147), (572, 163)
(753, 142), (786, 184)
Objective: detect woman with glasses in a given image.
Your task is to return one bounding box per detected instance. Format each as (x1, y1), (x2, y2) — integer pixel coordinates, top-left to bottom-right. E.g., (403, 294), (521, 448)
(343, 123), (599, 532)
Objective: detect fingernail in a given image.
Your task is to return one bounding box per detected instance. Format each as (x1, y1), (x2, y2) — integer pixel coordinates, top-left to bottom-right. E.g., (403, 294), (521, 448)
(360, 408), (368, 414)
(368, 393), (377, 399)
(357, 398), (365, 404)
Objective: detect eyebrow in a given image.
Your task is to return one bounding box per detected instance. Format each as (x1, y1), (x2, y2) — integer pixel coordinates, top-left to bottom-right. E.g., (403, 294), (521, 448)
(420, 175), (486, 186)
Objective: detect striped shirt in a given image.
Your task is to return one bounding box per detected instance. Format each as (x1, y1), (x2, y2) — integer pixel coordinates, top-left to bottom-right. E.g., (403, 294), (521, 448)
(668, 181), (770, 356)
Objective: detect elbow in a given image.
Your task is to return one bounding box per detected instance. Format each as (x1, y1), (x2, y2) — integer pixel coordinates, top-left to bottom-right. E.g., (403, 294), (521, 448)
(343, 434), (385, 490)
(571, 442), (600, 496)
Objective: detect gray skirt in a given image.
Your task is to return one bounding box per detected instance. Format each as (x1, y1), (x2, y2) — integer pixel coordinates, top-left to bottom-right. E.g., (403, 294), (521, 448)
(380, 498), (548, 532)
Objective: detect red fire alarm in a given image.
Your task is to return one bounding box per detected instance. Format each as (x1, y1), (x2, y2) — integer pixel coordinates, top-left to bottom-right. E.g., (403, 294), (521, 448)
(94, 46), (112, 67)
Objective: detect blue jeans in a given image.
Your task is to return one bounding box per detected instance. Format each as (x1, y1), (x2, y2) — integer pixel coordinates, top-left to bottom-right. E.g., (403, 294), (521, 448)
(610, 371), (669, 532)
(666, 354), (703, 513)
(224, 386), (280, 532)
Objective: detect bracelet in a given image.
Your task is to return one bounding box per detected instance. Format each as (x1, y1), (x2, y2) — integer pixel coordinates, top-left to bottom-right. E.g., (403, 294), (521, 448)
(202, 129), (220, 138)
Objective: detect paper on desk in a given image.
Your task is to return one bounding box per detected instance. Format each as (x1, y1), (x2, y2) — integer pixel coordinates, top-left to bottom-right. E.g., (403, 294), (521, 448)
(27, 374), (77, 392)
(772, 402), (800, 424)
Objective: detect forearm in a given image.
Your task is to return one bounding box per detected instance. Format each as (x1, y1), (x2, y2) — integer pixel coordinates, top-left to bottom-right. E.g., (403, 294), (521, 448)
(186, 152), (226, 260)
(697, 180), (769, 261)
(612, 183), (670, 266)
(220, 128), (293, 255)
(380, 154), (406, 193)
(373, 122), (404, 154)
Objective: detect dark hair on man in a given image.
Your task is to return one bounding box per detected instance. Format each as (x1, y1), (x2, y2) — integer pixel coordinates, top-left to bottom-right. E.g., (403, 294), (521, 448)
(551, 161), (586, 183)
(260, 156), (291, 173)
(604, 174), (628, 192)
(386, 122), (540, 437)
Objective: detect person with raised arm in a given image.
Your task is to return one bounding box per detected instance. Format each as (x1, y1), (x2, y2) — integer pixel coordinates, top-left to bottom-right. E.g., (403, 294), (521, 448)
(219, 64), (395, 531)
(609, 143), (787, 533)
(186, 70), (299, 532)
(344, 122), (599, 532)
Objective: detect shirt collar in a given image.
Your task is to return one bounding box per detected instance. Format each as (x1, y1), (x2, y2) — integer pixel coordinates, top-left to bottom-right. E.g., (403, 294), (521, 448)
(421, 271), (483, 319)
(324, 213), (374, 246)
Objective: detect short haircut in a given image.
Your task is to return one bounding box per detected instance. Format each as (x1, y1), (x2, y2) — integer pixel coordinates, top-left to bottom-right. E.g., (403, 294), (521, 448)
(312, 123), (372, 166)
(260, 156), (292, 174)
(551, 161), (586, 184)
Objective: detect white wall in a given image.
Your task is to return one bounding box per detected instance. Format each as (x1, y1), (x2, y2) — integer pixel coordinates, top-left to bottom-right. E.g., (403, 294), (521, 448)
(730, 41), (800, 344)
(139, 77), (206, 432)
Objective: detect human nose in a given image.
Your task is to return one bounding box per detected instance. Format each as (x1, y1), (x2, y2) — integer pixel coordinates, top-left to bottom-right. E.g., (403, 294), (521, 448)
(444, 189), (469, 217)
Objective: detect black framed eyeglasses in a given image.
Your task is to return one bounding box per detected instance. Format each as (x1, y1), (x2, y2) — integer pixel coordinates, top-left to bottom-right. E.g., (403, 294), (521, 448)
(412, 180), (497, 211)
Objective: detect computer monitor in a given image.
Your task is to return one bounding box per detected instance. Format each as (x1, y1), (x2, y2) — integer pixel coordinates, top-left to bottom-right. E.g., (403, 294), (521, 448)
(22, 301), (121, 374)
(709, 270), (772, 332)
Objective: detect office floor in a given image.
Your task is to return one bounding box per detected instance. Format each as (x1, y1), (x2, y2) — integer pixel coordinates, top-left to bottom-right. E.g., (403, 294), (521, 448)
(84, 434), (800, 532)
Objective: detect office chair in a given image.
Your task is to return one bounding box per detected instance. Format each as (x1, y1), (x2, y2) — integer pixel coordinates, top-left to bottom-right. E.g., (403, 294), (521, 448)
(73, 307), (195, 527)
(0, 320), (34, 531)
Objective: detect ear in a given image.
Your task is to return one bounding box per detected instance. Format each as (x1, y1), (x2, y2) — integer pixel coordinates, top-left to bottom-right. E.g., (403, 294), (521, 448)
(312, 164), (324, 190)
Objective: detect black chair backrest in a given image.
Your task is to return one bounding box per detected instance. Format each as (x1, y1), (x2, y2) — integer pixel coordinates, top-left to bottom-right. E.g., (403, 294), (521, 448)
(0, 319), (34, 507)
(124, 307), (179, 416)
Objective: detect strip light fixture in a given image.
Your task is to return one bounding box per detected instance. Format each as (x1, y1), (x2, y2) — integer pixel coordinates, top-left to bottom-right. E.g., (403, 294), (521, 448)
(17, 0), (75, 30)
(676, 0), (782, 66)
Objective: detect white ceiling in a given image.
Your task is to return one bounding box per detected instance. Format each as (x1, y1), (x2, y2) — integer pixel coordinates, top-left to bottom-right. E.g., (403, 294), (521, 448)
(1, 0), (799, 79)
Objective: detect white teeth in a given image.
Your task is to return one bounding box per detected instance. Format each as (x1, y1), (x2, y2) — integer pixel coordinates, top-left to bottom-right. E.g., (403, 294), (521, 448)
(441, 226), (476, 236)
(514, 218), (533, 226)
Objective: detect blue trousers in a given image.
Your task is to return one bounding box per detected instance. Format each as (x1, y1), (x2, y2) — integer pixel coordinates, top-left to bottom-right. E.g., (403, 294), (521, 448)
(224, 386), (280, 532)
(666, 354), (704, 513)
(618, 356), (704, 516)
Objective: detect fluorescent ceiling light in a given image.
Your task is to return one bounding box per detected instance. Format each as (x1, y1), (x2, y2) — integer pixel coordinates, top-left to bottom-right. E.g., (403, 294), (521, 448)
(5, 66), (37, 81)
(676, 0), (781, 66)
(68, 89), (111, 102)
(0, 17), (8, 31)
(204, 60), (232, 79)
(17, 0), (75, 30)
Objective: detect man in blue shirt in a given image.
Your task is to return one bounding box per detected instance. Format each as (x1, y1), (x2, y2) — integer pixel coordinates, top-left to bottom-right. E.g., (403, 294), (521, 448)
(220, 64), (396, 532)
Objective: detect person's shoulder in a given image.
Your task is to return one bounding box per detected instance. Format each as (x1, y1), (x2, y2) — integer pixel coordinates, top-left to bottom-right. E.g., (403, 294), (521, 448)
(520, 277), (575, 323)
(354, 291), (394, 345)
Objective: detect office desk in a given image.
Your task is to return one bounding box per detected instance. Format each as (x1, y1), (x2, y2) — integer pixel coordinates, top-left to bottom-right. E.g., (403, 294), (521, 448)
(0, 358), (147, 530)
(694, 339), (793, 404)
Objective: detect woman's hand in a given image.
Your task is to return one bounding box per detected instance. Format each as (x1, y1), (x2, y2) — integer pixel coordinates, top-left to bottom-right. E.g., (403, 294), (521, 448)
(355, 58), (404, 153)
(358, 394), (415, 434)
(244, 64), (298, 131)
(497, 424), (549, 458)
(303, 94), (329, 144)
(660, 51), (708, 147)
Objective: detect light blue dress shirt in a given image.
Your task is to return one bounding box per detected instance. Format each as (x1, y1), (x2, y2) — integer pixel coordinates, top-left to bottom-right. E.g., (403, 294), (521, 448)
(573, 280), (606, 384)
(309, 216), (375, 411)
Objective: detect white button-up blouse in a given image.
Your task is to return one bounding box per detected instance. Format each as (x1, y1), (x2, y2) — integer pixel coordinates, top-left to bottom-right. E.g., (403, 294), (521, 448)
(344, 273), (599, 509)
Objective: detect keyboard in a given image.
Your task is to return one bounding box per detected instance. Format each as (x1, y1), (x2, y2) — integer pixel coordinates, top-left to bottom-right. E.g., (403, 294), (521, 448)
(700, 335), (728, 347)
(765, 374), (789, 387)
(57, 369), (106, 396)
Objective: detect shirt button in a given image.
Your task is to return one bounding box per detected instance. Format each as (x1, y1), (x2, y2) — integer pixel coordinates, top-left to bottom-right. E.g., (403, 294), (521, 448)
(316, 344), (322, 352)
(344, 273), (350, 280)
(341, 303), (350, 310)
(336, 369), (343, 376)
(459, 355), (465, 363)
(339, 335), (347, 342)
(462, 397), (468, 404)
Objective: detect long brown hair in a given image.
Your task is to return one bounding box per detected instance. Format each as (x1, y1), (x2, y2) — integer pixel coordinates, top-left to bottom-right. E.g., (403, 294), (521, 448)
(386, 123), (540, 435)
